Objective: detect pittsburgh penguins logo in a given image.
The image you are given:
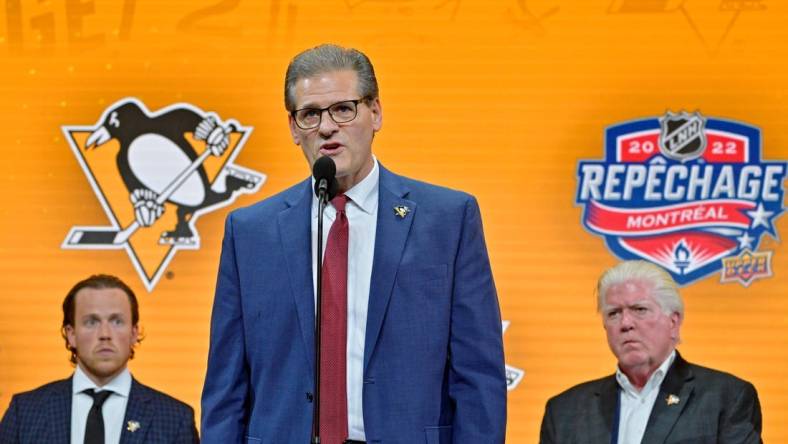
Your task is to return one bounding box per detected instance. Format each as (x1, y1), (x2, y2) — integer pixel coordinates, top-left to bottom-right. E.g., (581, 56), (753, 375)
(62, 98), (265, 290)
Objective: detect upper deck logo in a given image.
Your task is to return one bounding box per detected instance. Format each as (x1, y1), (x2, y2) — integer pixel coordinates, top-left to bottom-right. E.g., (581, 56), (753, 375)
(576, 111), (787, 286)
(62, 98), (265, 290)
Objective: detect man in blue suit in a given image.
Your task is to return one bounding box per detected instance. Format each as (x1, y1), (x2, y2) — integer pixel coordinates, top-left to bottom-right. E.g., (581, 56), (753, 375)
(0, 274), (198, 443)
(201, 44), (507, 443)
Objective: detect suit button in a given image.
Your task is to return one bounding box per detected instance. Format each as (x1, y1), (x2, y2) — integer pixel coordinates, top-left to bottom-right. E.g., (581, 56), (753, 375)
(306, 392), (314, 402)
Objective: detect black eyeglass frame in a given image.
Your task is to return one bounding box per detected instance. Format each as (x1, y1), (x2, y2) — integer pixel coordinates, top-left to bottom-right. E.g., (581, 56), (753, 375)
(290, 98), (370, 130)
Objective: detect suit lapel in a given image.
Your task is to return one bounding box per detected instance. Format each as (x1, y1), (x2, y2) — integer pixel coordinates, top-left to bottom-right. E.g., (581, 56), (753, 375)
(642, 352), (694, 444)
(364, 166), (415, 371)
(278, 179), (317, 370)
(593, 376), (618, 444)
(46, 378), (72, 444)
(120, 379), (154, 444)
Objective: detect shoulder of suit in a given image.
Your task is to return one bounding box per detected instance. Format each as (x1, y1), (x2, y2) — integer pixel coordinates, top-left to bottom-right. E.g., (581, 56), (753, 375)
(384, 172), (481, 220)
(131, 380), (195, 415)
(10, 378), (71, 404)
(229, 178), (309, 221)
(547, 374), (615, 405)
(390, 173), (474, 202)
(683, 360), (756, 391)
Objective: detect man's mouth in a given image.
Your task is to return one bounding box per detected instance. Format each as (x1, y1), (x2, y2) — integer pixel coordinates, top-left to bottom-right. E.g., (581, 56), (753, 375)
(319, 143), (343, 154)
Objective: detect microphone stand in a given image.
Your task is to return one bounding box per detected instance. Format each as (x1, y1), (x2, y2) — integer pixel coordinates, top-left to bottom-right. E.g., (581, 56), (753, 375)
(312, 179), (329, 444)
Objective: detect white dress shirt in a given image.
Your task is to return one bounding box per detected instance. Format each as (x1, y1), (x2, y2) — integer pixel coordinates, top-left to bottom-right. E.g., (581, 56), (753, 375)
(615, 350), (676, 444)
(311, 157), (379, 441)
(71, 365), (132, 444)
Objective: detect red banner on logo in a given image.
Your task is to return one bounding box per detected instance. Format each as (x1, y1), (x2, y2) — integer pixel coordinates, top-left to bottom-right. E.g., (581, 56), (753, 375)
(586, 199), (755, 236)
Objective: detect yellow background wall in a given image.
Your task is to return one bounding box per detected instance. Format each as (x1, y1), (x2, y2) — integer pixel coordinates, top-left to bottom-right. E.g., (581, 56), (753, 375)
(1, 0), (786, 441)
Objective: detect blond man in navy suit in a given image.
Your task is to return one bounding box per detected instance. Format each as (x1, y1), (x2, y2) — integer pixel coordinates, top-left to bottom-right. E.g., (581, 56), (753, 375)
(0, 274), (198, 443)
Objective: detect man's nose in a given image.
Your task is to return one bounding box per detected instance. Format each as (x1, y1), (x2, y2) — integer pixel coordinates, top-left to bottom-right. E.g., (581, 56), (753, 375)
(98, 321), (112, 338)
(619, 309), (635, 330)
(318, 109), (339, 135)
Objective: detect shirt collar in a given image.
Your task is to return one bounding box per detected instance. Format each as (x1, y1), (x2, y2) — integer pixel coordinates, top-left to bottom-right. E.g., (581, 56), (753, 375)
(616, 349), (676, 397)
(72, 364), (132, 398)
(311, 156), (380, 216)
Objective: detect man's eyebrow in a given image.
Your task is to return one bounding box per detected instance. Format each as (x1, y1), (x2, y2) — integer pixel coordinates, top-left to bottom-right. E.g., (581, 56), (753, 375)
(80, 312), (126, 319)
(295, 101), (321, 110)
(603, 300), (653, 309)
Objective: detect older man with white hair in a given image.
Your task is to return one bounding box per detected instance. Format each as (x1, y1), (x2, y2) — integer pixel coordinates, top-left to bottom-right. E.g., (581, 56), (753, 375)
(540, 260), (762, 444)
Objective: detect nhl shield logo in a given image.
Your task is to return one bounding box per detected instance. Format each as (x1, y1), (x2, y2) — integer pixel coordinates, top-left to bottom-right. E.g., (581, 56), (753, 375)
(62, 98), (265, 291)
(576, 111), (787, 286)
(659, 111), (707, 161)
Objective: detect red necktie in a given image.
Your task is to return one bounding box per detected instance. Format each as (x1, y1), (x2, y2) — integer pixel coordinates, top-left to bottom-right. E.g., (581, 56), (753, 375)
(320, 194), (349, 443)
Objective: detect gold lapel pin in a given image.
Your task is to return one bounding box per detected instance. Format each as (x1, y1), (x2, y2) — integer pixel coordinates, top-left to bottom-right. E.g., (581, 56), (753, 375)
(393, 205), (410, 218)
(666, 394), (680, 406)
(127, 420), (141, 432)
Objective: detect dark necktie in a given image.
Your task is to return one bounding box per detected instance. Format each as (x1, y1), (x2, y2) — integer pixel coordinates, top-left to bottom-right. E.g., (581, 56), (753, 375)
(84, 389), (112, 444)
(320, 194), (349, 444)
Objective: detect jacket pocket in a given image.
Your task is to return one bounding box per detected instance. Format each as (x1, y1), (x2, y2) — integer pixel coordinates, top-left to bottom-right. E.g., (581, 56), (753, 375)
(424, 425), (452, 444)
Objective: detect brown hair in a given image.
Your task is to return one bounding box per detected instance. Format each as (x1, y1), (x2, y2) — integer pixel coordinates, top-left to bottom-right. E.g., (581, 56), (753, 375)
(284, 43), (379, 112)
(61, 274), (143, 364)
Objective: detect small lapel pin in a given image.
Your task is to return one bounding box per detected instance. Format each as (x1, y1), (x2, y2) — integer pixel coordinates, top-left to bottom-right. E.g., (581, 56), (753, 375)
(666, 394), (680, 406)
(127, 420), (141, 432)
(393, 205), (410, 218)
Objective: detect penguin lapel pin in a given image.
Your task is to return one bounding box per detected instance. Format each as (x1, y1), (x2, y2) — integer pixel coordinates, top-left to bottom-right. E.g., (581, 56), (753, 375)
(393, 205), (410, 219)
(666, 394), (680, 406)
(126, 420), (141, 432)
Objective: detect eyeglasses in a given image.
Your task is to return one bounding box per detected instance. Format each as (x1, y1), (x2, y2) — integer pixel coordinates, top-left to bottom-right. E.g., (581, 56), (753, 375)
(291, 99), (366, 130)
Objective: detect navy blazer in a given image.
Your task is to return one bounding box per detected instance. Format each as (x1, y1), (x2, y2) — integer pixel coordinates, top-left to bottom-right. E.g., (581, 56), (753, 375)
(201, 165), (507, 443)
(540, 352), (762, 444)
(0, 376), (199, 443)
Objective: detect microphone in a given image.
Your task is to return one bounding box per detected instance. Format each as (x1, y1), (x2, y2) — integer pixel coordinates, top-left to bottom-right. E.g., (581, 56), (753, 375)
(310, 155), (338, 444)
(312, 156), (338, 201)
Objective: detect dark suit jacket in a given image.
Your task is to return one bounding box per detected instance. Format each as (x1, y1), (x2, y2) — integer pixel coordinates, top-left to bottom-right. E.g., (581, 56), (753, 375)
(0, 376), (199, 444)
(540, 352), (762, 444)
(201, 165), (507, 443)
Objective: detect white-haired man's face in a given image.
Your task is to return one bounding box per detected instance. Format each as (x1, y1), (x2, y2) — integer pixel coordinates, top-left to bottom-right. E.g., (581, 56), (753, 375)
(601, 279), (681, 376)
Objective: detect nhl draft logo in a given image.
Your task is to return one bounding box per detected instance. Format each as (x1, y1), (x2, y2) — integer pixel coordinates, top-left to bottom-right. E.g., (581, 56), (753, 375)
(62, 98), (265, 290)
(576, 111), (787, 286)
(502, 320), (524, 391)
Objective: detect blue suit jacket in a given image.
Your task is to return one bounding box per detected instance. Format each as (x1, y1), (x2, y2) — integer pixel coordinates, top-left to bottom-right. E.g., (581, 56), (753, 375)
(0, 376), (199, 443)
(201, 165), (506, 443)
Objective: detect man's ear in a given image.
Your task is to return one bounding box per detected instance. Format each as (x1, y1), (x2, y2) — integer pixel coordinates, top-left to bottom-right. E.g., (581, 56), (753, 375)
(288, 114), (301, 145)
(65, 325), (76, 349)
(670, 311), (683, 342)
(368, 98), (383, 132)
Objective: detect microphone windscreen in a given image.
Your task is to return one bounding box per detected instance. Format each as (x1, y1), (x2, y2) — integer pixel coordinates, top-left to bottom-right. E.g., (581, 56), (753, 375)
(312, 156), (336, 183)
(312, 156), (339, 200)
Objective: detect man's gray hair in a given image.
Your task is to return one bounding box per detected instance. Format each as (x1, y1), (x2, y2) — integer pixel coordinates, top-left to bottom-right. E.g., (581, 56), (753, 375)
(284, 44), (379, 112)
(596, 260), (684, 317)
